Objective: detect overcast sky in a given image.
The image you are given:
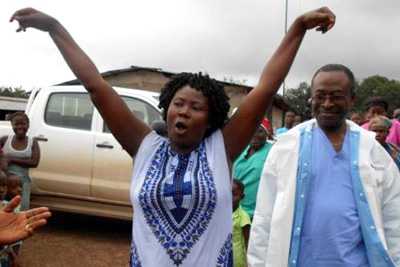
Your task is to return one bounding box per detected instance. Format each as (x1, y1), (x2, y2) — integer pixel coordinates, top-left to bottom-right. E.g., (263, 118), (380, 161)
(1, 1), (399, 92)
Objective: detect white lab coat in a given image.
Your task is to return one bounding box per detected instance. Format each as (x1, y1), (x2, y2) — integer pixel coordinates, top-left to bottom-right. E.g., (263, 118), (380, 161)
(247, 119), (400, 267)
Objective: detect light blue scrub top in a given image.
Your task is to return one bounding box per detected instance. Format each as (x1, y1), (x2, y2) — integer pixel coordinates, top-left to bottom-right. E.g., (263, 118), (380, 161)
(298, 127), (369, 266)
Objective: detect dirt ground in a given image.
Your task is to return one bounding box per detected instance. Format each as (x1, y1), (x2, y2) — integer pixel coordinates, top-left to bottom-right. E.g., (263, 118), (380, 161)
(18, 211), (132, 267)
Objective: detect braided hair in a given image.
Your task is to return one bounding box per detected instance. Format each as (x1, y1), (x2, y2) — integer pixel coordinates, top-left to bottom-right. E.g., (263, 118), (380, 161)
(159, 72), (230, 137)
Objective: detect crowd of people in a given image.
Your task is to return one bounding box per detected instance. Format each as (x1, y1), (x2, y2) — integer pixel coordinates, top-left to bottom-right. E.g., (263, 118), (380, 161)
(2, 4), (400, 267)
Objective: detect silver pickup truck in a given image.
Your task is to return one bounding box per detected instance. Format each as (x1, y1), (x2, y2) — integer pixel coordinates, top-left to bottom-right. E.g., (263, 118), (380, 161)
(0, 85), (162, 220)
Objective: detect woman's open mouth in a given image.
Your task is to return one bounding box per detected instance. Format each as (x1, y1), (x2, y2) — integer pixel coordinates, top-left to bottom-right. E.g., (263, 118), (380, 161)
(175, 121), (188, 135)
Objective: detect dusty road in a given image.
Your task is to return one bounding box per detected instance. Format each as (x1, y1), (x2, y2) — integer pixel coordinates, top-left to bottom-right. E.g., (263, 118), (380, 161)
(19, 211), (132, 267)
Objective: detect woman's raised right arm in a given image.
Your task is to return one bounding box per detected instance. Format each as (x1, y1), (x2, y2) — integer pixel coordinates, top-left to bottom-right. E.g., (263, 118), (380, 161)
(10, 8), (151, 157)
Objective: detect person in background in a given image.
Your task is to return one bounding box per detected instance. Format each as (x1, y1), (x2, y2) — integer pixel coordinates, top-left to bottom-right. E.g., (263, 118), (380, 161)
(0, 155), (8, 173)
(1, 173), (23, 267)
(293, 114), (303, 127)
(393, 108), (400, 122)
(369, 116), (400, 169)
(276, 110), (296, 135)
(6, 174), (22, 206)
(0, 172), (6, 209)
(248, 64), (400, 266)
(233, 120), (273, 219)
(350, 111), (363, 126)
(0, 171), (11, 267)
(232, 179), (251, 267)
(361, 96), (388, 129)
(387, 110), (400, 148)
(361, 97), (400, 147)
(0, 112), (40, 211)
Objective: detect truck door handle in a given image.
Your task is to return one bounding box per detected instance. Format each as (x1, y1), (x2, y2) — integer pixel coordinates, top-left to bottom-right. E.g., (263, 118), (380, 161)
(35, 135), (48, 142)
(96, 142), (114, 149)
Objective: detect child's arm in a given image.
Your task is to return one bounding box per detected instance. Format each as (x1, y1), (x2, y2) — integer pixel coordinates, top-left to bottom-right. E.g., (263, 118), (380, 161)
(243, 224), (250, 251)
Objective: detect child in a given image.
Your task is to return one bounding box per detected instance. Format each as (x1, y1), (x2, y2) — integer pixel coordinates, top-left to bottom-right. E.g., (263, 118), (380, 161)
(0, 171), (7, 208)
(0, 151), (8, 173)
(1, 173), (22, 267)
(232, 179), (251, 267)
(0, 171), (10, 267)
(6, 174), (22, 205)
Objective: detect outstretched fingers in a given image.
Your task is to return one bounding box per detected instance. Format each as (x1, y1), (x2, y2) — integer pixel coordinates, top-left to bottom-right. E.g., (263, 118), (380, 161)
(3, 196), (21, 212)
(24, 207), (51, 233)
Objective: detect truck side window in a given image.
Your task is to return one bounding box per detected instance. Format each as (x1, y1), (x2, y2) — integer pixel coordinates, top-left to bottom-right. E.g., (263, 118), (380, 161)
(45, 93), (94, 130)
(103, 96), (162, 133)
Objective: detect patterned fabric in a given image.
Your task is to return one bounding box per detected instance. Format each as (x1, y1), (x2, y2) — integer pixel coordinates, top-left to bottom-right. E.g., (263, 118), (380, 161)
(130, 241), (142, 267)
(131, 131), (232, 267)
(217, 234), (233, 267)
(139, 141), (217, 265)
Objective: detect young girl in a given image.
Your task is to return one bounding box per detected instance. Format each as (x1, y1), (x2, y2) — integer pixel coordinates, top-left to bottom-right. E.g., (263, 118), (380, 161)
(0, 112), (41, 211)
(10, 6), (335, 266)
(232, 179), (251, 267)
(1, 173), (22, 267)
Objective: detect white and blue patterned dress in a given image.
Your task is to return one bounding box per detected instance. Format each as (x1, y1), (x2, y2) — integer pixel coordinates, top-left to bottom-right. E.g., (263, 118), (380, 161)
(130, 130), (233, 267)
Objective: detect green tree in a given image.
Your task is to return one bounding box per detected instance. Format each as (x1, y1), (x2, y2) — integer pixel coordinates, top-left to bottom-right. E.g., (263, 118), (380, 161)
(0, 87), (29, 98)
(353, 75), (400, 115)
(283, 82), (312, 119)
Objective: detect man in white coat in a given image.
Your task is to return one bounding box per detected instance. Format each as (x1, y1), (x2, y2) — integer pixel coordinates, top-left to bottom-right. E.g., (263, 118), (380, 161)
(248, 64), (400, 267)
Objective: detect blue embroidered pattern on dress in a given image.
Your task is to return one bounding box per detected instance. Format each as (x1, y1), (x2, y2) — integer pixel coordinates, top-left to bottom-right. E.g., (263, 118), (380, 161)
(216, 234), (233, 267)
(139, 141), (217, 266)
(130, 240), (142, 267)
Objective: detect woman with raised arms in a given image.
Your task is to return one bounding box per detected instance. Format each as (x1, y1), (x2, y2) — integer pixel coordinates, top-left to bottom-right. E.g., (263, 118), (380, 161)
(10, 7), (334, 266)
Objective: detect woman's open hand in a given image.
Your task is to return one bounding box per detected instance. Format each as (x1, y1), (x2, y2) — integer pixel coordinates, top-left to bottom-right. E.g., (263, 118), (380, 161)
(0, 196), (51, 245)
(10, 8), (58, 32)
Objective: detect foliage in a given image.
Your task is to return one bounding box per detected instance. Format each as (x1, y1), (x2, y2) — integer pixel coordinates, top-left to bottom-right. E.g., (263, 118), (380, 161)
(283, 82), (312, 119)
(0, 87), (29, 98)
(353, 75), (400, 115)
(283, 75), (400, 119)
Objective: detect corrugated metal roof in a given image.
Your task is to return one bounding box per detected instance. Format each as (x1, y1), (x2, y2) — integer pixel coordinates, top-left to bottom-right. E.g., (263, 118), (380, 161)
(57, 65), (289, 110)
(0, 96), (27, 111)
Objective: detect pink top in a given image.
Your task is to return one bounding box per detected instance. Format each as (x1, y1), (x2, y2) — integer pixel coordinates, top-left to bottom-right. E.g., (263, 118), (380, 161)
(387, 120), (400, 147)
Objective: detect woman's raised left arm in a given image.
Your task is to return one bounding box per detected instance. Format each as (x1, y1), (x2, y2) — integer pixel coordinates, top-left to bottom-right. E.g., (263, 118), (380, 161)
(223, 7), (335, 161)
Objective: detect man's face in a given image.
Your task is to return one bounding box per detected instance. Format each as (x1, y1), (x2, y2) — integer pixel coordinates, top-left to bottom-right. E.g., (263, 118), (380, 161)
(311, 71), (354, 131)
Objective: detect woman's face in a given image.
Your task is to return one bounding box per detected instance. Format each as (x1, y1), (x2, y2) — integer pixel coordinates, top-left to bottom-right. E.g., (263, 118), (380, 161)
(250, 126), (267, 150)
(166, 86), (209, 153)
(11, 116), (29, 138)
